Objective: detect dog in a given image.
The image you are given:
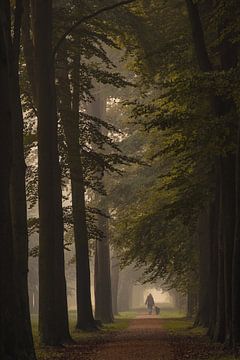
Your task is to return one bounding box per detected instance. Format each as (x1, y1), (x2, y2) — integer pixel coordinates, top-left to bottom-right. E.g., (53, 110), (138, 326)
(155, 306), (160, 315)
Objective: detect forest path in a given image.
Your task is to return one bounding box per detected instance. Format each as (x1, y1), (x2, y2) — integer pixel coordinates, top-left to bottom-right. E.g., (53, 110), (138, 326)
(46, 313), (226, 360)
(84, 313), (174, 360)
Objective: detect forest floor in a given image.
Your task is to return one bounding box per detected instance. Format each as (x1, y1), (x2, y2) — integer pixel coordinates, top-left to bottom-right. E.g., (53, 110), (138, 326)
(35, 309), (239, 360)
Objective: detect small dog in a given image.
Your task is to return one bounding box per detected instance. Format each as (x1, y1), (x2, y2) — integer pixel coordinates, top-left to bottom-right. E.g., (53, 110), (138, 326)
(155, 306), (160, 315)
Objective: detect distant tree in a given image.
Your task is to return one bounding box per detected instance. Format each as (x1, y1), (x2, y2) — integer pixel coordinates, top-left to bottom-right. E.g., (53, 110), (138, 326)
(111, 252), (120, 315)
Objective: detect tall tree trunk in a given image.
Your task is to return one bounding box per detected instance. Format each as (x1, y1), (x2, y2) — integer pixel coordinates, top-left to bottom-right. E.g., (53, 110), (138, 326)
(233, 119), (240, 347)
(186, 0), (220, 338)
(215, 7), (239, 347)
(118, 268), (133, 312)
(214, 162), (225, 342)
(186, 0), (238, 344)
(195, 210), (210, 327)
(185, 0), (212, 72)
(72, 52), (96, 330)
(22, 0), (37, 105)
(32, 0), (71, 345)
(187, 290), (196, 319)
(87, 93), (114, 324)
(132, 285), (145, 309)
(94, 213), (114, 323)
(222, 155), (235, 344)
(0, 3), (18, 358)
(57, 47), (96, 330)
(208, 182), (220, 338)
(219, 14), (238, 344)
(9, 0), (36, 357)
(111, 253), (120, 315)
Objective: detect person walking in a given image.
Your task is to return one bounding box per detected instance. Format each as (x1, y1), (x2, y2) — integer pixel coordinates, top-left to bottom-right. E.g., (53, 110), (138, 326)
(145, 293), (155, 315)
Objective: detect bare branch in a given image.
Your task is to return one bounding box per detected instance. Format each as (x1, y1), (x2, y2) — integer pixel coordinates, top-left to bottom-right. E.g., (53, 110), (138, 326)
(53, 0), (137, 58)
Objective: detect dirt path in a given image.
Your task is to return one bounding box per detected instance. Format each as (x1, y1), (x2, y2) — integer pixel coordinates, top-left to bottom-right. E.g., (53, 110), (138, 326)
(41, 313), (226, 359)
(84, 314), (174, 360)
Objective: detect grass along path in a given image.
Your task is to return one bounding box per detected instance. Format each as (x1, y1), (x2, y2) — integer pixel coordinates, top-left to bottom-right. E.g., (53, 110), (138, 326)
(34, 312), (134, 360)
(34, 308), (240, 360)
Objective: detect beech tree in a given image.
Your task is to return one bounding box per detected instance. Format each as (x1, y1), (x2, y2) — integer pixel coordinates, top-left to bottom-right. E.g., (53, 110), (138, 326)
(108, 0), (240, 348)
(0, 1), (36, 358)
(57, 45), (96, 330)
(32, 0), (71, 345)
(9, 0), (36, 356)
(2, 0), (240, 357)
(0, 3), (18, 358)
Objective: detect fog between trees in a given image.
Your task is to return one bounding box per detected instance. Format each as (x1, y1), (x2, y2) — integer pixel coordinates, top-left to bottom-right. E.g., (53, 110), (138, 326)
(1, 0), (240, 359)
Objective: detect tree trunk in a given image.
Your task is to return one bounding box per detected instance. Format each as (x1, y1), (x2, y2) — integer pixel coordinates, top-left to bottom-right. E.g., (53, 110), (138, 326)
(195, 210), (210, 327)
(111, 251), (120, 315)
(87, 93), (114, 324)
(0, 3), (18, 358)
(94, 214), (114, 323)
(233, 117), (240, 347)
(72, 54), (96, 330)
(216, 10), (239, 347)
(207, 182), (219, 339)
(186, 0), (220, 338)
(219, 16), (238, 344)
(222, 155), (235, 344)
(185, 0), (212, 72)
(132, 285), (145, 309)
(57, 47), (96, 330)
(213, 163), (225, 342)
(187, 289), (197, 319)
(22, 0), (37, 105)
(32, 0), (71, 345)
(9, 0), (36, 357)
(186, 0), (238, 345)
(111, 254), (120, 315)
(118, 269), (133, 312)
(72, 177), (96, 330)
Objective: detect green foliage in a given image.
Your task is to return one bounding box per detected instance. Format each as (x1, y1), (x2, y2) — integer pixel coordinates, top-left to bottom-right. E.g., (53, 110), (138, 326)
(22, 0), (240, 310)
(103, 0), (240, 296)
(22, 0), (137, 249)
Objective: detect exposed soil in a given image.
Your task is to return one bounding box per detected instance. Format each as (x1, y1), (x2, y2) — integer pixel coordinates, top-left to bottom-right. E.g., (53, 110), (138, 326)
(87, 315), (173, 360)
(42, 314), (228, 360)
(70, 314), (225, 360)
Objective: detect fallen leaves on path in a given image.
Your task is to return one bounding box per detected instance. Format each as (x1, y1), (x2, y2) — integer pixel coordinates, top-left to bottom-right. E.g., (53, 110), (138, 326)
(37, 315), (232, 360)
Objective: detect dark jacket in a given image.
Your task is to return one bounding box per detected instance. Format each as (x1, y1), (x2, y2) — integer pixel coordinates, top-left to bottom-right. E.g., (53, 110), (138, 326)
(145, 294), (154, 307)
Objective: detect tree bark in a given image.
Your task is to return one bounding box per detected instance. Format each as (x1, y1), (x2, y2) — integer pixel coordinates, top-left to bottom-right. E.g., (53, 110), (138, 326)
(194, 210), (210, 327)
(32, 0), (71, 345)
(111, 254), (120, 315)
(132, 285), (145, 309)
(222, 155), (235, 344)
(187, 288), (198, 319)
(9, 0), (36, 357)
(207, 181), (220, 338)
(57, 47), (96, 330)
(87, 93), (114, 324)
(213, 162), (225, 342)
(94, 213), (114, 323)
(0, 3), (18, 358)
(118, 268), (133, 312)
(219, 16), (238, 344)
(22, 0), (37, 105)
(185, 0), (212, 72)
(233, 119), (240, 347)
(186, 0), (238, 344)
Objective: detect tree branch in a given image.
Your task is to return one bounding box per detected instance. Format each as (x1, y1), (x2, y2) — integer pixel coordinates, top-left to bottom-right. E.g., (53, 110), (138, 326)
(53, 0), (137, 58)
